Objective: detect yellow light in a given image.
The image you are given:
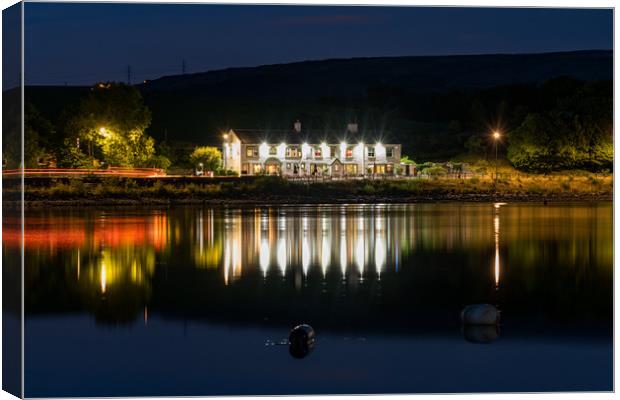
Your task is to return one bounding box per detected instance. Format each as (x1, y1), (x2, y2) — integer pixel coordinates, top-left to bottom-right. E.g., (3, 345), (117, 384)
(98, 127), (112, 138)
(223, 133), (229, 139)
(100, 263), (107, 294)
(493, 131), (501, 140)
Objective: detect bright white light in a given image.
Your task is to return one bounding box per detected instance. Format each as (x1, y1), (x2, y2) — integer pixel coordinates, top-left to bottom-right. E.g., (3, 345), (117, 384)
(277, 143), (287, 158)
(277, 237), (286, 275)
(375, 236), (385, 278)
(100, 263), (107, 294)
(321, 232), (330, 277)
(301, 143), (311, 159)
(259, 142), (269, 158)
(302, 235), (310, 275)
(340, 234), (347, 276)
(260, 238), (270, 277)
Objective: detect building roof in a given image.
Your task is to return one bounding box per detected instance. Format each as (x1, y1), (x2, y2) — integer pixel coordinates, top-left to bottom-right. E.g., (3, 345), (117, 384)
(230, 128), (397, 145)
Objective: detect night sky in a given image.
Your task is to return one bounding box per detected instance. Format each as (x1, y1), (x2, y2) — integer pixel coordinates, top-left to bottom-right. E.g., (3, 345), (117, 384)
(23, 3), (613, 86)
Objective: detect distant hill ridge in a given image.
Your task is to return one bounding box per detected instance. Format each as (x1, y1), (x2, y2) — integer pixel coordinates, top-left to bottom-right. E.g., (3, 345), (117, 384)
(139, 50), (612, 95)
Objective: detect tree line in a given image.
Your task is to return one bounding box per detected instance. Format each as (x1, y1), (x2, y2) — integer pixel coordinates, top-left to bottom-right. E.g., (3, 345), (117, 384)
(11, 76), (613, 173)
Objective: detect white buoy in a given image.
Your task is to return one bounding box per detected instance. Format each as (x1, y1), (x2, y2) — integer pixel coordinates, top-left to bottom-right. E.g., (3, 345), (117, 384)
(460, 304), (500, 325)
(462, 325), (500, 344)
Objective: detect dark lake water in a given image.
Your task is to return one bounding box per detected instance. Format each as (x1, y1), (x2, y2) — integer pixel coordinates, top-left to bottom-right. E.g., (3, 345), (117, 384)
(8, 202), (613, 396)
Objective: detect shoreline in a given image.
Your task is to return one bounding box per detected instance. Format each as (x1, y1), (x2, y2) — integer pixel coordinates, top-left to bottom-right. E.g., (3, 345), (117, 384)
(5, 193), (612, 208)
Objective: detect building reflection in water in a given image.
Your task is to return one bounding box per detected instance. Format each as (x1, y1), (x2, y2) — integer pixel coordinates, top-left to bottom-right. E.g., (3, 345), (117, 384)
(12, 203), (612, 324)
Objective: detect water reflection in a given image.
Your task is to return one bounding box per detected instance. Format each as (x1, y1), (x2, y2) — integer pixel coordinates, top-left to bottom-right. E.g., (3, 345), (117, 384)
(9, 203), (612, 327)
(494, 202), (504, 289)
(15, 204), (613, 396)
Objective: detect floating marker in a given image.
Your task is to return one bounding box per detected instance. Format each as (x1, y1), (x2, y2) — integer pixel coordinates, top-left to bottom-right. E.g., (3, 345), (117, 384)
(462, 324), (500, 344)
(288, 324), (316, 358)
(460, 304), (500, 326)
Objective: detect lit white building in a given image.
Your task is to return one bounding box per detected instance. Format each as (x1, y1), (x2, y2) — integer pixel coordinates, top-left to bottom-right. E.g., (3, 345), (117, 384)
(222, 122), (401, 177)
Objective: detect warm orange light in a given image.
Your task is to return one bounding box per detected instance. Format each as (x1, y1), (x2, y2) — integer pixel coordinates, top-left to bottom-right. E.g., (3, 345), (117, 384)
(493, 131), (501, 140)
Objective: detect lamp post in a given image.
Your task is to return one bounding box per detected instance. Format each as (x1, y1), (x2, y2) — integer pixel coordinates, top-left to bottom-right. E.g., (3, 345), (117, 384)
(492, 131), (501, 184)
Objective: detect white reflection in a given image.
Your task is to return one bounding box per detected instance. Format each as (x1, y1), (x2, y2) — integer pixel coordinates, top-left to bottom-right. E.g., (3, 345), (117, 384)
(260, 238), (270, 277)
(198, 210), (204, 253)
(322, 216), (329, 232)
(355, 234), (365, 278)
(302, 234), (310, 275)
(321, 232), (330, 277)
(375, 235), (386, 278)
(340, 233), (347, 277)
(277, 237), (286, 275)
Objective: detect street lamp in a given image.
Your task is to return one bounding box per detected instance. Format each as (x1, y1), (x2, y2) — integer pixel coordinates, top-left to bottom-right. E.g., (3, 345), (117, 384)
(492, 131), (501, 183)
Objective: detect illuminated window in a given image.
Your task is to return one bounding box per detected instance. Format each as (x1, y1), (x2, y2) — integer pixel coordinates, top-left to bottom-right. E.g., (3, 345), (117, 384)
(386, 147), (394, 158)
(253, 164), (262, 174)
(286, 163), (291, 170)
(269, 146), (277, 155)
(286, 146), (300, 158)
(330, 146), (338, 158)
(386, 164), (394, 174)
(241, 163), (249, 174)
(345, 164), (358, 174)
(301, 163), (306, 170)
(345, 148), (353, 158)
(334, 164), (340, 172)
(246, 146), (258, 158)
(314, 147), (322, 158)
(367, 147), (375, 158)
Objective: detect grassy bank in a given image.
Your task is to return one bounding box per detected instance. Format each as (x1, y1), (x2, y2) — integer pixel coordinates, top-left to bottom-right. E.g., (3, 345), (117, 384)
(4, 170), (613, 207)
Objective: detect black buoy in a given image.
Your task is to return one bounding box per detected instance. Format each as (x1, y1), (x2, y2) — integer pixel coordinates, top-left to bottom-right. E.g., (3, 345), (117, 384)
(288, 324), (316, 359)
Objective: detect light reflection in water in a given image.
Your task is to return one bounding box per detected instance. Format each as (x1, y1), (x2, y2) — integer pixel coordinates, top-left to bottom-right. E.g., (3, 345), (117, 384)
(493, 202), (506, 289)
(13, 204), (613, 304)
(100, 263), (107, 294)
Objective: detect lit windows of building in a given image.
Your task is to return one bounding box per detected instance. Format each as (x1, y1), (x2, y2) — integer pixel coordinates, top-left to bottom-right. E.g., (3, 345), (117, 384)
(222, 124), (401, 178)
(246, 146), (258, 158)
